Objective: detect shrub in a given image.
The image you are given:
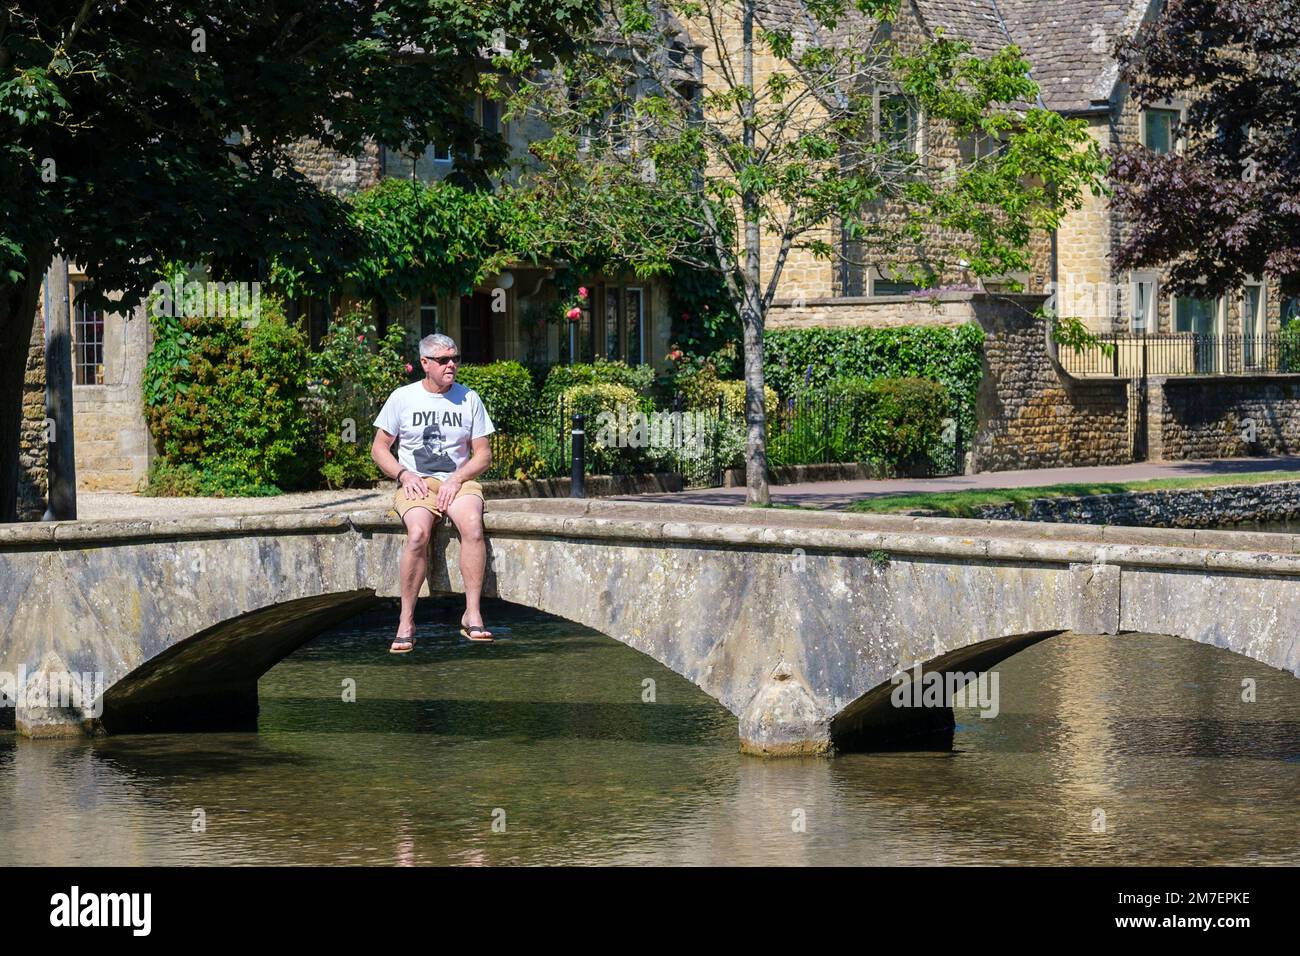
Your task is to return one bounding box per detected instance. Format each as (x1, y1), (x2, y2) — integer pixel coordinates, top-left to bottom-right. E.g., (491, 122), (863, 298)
(487, 433), (549, 481)
(138, 460), (202, 497)
(717, 380), (779, 419)
(540, 359), (655, 407)
(142, 291), (314, 495)
(306, 309), (413, 490)
(455, 361), (537, 434)
(561, 382), (649, 475)
(856, 377), (949, 467)
(677, 363), (778, 418)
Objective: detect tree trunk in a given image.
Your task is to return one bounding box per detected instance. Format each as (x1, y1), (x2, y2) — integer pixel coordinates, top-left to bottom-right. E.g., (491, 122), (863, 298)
(740, 0), (770, 506)
(740, 293), (770, 506)
(45, 255), (77, 520)
(0, 256), (49, 523)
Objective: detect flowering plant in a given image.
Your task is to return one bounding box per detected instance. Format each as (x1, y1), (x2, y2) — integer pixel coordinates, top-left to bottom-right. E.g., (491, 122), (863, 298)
(561, 284), (590, 323)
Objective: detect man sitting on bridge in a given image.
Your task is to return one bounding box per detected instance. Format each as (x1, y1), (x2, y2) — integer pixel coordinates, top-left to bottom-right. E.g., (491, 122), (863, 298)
(371, 333), (495, 652)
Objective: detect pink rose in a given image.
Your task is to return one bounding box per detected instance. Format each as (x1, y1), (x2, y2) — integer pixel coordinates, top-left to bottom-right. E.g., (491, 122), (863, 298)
(578, 287), (589, 299)
(357, 334), (364, 342)
(405, 363), (414, 373)
(566, 307), (581, 321)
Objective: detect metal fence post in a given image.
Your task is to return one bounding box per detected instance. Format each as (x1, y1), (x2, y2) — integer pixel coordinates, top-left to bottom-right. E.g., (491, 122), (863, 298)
(715, 392), (725, 486)
(570, 412), (586, 498)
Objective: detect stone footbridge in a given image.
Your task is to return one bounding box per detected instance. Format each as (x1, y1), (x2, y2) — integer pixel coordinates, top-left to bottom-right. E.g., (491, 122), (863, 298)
(3, 499), (1300, 755)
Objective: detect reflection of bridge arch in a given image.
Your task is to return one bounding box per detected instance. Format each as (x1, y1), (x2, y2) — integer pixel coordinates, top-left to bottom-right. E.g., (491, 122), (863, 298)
(6, 500), (1300, 755)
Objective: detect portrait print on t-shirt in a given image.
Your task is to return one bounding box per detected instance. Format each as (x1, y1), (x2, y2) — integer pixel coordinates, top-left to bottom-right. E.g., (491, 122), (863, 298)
(373, 380), (496, 480)
(413, 419), (457, 475)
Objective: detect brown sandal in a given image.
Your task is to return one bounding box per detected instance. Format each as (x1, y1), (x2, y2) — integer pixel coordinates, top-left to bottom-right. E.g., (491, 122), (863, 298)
(459, 624), (493, 642)
(390, 635), (416, 654)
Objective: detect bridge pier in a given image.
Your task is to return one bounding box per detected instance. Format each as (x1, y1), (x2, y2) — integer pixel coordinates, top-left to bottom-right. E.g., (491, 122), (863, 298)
(738, 663), (832, 756)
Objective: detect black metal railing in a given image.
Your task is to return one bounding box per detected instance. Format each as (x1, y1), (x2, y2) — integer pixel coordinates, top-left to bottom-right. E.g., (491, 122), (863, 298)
(1059, 333), (1300, 378)
(766, 391), (970, 476)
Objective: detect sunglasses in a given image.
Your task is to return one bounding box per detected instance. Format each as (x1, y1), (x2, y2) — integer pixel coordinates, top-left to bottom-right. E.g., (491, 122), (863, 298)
(423, 354), (461, 365)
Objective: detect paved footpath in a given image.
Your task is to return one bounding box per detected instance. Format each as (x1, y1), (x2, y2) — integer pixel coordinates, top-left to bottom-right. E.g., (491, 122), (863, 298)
(618, 456), (1300, 509)
(68, 455), (1300, 521)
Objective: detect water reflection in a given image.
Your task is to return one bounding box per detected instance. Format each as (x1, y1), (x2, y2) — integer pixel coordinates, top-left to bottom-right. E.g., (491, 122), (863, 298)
(3, 598), (1300, 865)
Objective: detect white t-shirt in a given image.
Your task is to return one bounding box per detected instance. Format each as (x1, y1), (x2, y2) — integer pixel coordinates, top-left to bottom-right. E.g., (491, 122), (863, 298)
(373, 381), (495, 479)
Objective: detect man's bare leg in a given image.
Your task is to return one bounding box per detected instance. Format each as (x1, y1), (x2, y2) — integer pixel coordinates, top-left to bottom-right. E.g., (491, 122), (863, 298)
(395, 507), (437, 649)
(446, 495), (491, 639)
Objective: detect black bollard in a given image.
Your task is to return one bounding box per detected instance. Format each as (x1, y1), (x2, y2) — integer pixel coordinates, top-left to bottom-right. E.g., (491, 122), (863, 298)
(570, 412), (586, 498)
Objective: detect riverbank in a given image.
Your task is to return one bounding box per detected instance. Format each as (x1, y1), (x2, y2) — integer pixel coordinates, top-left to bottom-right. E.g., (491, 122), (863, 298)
(848, 471), (1300, 528)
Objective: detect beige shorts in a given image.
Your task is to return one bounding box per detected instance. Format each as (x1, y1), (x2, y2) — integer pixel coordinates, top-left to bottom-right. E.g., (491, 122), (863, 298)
(392, 478), (484, 520)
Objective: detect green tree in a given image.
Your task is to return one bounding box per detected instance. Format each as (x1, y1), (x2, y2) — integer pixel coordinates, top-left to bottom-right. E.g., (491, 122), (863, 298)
(504, 0), (1105, 504)
(0, 0), (600, 520)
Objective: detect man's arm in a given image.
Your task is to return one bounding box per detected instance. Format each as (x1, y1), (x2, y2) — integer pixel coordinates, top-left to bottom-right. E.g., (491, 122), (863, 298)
(372, 428), (428, 497)
(434, 436), (492, 511)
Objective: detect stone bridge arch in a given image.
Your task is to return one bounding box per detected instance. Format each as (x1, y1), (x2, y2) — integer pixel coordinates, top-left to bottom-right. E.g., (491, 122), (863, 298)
(4, 500), (1300, 755)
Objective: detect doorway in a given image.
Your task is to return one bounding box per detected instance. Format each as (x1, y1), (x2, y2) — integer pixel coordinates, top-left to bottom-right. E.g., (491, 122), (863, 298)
(459, 292), (493, 364)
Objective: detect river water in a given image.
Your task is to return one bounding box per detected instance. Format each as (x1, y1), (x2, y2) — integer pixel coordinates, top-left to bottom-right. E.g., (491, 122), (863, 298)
(4, 596), (1300, 866)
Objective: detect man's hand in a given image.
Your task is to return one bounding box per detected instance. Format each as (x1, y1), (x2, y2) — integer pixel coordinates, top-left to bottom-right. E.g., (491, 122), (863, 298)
(435, 476), (462, 513)
(400, 471), (429, 499)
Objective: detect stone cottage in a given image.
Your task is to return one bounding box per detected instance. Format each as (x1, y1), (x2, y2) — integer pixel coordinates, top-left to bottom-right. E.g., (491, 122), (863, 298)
(761, 0), (1298, 343)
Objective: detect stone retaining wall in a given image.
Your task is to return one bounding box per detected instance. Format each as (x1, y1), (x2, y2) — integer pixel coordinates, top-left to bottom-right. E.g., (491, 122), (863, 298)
(18, 302), (46, 520)
(971, 296), (1131, 472)
(965, 480), (1300, 529)
(1150, 376), (1300, 461)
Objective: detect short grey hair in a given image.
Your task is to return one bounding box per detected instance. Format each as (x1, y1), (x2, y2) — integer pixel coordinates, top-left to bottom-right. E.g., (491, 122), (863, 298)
(419, 333), (457, 358)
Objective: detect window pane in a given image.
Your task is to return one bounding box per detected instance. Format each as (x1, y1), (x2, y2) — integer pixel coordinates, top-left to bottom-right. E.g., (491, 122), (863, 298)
(72, 288), (105, 385)
(1283, 275), (1300, 327)
(1243, 287), (1261, 337)
(482, 99), (499, 135)
(1145, 110), (1176, 154)
(580, 297), (594, 362)
(1244, 287), (1262, 367)
(874, 279), (923, 296)
(881, 96), (915, 153)
(1131, 280), (1153, 332)
(420, 298), (438, 339)
(624, 289), (643, 366)
(1174, 295), (1216, 334)
(605, 285), (621, 360)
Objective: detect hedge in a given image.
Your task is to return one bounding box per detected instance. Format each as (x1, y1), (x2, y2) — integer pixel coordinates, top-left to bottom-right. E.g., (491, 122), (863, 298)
(455, 361), (536, 433)
(540, 359), (655, 407)
(142, 293), (314, 495)
(763, 324), (983, 406)
(764, 324), (982, 472)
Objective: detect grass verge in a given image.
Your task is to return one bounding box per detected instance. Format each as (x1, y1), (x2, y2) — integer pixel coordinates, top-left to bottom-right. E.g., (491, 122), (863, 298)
(846, 471), (1300, 517)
